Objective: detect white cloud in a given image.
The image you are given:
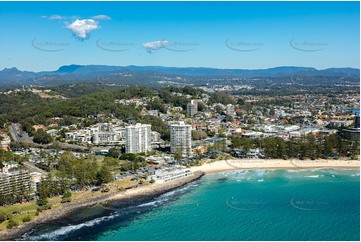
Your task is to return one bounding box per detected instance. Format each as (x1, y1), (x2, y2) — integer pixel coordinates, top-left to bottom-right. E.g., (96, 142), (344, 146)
(142, 40), (169, 53)
(92, 15), (111, 20)
(49, 15), (63, 20)
(67, 19), (100, 40)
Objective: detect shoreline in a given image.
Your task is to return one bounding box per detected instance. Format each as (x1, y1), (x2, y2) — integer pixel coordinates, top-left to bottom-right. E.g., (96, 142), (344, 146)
(1, 158), (359, 240)
(190, 158), (359, 174)
(0, 171), (204, 241)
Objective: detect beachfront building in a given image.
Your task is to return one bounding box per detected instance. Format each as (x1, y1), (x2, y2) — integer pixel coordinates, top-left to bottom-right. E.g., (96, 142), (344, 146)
(0, 167), (32, 196)
(170, 121), (192, 157)
(187, 100), (198, 116)
(149, 167), (194, 183)
(125, 123), (152, 153)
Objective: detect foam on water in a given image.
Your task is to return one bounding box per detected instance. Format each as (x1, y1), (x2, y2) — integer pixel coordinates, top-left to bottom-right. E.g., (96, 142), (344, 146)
(23, 213), (119, 241)
(22, 168), (360, 241)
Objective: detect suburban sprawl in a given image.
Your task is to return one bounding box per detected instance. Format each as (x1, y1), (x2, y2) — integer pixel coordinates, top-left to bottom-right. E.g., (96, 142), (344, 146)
(0, 67), (359, 236)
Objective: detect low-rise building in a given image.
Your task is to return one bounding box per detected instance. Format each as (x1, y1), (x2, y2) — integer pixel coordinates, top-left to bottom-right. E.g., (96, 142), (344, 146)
(149, 167), (193, 183)
(0, 132), (11, 151)
(329, 120), (353, 128)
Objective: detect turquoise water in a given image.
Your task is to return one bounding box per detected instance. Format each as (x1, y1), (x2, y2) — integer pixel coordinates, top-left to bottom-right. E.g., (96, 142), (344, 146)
(342, 108), (360, 115)
(23, 169), (360, 241)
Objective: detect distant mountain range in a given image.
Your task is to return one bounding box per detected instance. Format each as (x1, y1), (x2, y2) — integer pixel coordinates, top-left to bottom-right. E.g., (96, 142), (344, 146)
(0, 65), (359, 87)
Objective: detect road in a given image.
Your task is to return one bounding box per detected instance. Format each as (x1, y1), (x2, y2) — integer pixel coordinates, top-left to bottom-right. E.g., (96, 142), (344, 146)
(9, 123), (22, 142)
(22, 161), (48, 175)
(9, 123), (88, 152)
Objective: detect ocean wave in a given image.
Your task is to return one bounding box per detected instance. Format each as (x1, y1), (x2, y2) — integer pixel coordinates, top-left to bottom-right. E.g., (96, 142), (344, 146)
(286, 168), (322, 173)
(220, 169), (273, 182)
(137, 200), (162, 207)
(285, 169), (303, 173)
(23, 214), (118, 241)
(138, 182), (198, 208)
(304, 175), (320, 178)
(24, 181), (201, 241)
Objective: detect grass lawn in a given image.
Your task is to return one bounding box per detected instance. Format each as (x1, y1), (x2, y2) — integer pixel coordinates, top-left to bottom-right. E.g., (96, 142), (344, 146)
(0, 196), (64, 231)
(112, 177), (138, 188)
(0, 201), (38, 231)
(0, 176), (146, 232)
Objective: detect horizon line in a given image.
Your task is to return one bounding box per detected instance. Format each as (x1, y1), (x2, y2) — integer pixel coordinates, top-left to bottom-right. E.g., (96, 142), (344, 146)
(2, 64), (360, 73)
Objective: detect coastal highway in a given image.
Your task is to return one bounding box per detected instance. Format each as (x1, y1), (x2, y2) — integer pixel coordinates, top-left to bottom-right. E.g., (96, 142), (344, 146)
(9, 123), (22, 142)
(9, 123), (33, 144)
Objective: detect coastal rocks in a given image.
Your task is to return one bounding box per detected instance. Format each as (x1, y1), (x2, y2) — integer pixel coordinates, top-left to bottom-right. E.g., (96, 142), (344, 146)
(0, 171), (204, 240)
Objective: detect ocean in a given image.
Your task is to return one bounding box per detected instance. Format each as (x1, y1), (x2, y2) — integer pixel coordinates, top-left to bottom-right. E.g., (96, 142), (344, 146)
(342, 108), (360, 116)
(22, 169), (360, 241)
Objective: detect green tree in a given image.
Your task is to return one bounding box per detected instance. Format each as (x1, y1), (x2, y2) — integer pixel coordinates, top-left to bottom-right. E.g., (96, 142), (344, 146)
(22, 215), (31, 223)
(237, 98), (245, 106)
(7, 218), (18, 229)
(336, 138), (348, 157)
(174, 148), (183, 161)
(147, 99), (167, 113)
(0, 211), (7, 223)
(61, 191), (72, 203)
(197, 102), (207, 112)
(103, 157), (120, 168)
(107, 148), (120, 158)
(191, 130), (208, 140)
(37, 179), (49, 207)
(33, 129), (52, 144)
(269, 108), (275, 116)
(324, 134), (337, 155)
(214, 105), (223, 114)
(97, 165), (113, 184)
(351, 140), (360, 158)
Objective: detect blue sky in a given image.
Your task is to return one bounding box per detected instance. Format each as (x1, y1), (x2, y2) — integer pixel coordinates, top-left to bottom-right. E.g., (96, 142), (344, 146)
(0, 1), (359, 71)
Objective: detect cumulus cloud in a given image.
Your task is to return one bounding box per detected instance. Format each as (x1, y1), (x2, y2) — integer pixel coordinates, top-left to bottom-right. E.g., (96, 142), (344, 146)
(92, 15), (111, 20)
(143, 40), (169, 53)
(67, 19), (100, 40)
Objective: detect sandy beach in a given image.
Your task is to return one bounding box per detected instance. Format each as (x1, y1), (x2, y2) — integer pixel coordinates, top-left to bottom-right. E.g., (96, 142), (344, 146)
(190, 158), (360, 174)
(1, 158), (359, 240)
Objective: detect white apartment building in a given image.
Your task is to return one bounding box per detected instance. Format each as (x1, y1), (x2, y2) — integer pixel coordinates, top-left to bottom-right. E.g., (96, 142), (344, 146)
(65, 123), (125, 145)
(149, 167), (194, 183)
(226, 104), (235, 117)
(125, 123), (152, 153)
(170, 121), (192, 156)
(151, 131), (161, 143)
(187, 100), (198, 116)
(0, 167), (31, 196)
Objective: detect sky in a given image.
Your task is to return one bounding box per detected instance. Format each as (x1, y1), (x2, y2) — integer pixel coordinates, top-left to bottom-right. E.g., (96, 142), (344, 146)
(0, 1), (359, 72)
